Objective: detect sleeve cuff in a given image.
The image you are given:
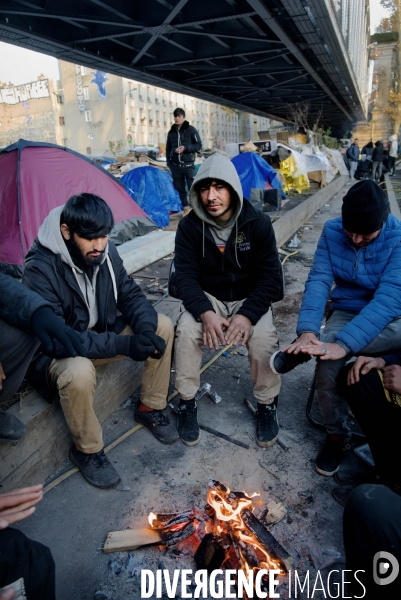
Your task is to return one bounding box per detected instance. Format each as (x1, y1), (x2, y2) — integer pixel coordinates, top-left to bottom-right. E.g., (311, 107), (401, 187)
(115, 335), (131, 356)
(335, 340), (351, 354)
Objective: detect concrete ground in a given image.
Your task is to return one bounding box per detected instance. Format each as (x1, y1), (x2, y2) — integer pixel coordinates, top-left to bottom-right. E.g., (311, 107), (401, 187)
(15, 181), (361, 600)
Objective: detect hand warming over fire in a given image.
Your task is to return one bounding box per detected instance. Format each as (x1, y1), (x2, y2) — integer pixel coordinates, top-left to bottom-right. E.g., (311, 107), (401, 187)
(200, 310), (230, 350)
(299, 339), (347, 360)
(225, 314), (252, 346)
(0, 484), (43, 528)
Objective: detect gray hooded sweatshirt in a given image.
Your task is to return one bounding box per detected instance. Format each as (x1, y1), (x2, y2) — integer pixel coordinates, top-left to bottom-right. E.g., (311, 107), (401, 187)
(189, 154), (243, 261)
(37, 205), (117, 330)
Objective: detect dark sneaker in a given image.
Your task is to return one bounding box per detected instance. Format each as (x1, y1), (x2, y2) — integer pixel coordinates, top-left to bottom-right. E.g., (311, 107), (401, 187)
(256, 399), (279, 447)
(177, 400), (201, 446)
(69, 446), (121, 489)
(134, 404), (179, 444)
(332, 484), (356, 507)
(334, 464), (376, 486)
(270, 348), (311, 375)
(315, 435), (352, 477)
(0, 411), (26, 443)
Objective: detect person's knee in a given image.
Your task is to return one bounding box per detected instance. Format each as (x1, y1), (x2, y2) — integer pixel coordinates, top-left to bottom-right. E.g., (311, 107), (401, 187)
(176, 314), (200, 341)
(56, 358), (96, 394)
(156, 314), (174, 341)
(345, 484), (390, 524)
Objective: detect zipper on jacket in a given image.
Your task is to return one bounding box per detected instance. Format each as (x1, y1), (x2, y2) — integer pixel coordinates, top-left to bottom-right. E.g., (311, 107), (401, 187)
(352, 248), (359, 280)
(178, 129), (181, 163)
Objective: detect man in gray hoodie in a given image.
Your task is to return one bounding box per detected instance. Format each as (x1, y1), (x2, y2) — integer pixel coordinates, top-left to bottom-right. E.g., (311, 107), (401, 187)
(23, 194), (176, 489)
(173, 155), (283, 447)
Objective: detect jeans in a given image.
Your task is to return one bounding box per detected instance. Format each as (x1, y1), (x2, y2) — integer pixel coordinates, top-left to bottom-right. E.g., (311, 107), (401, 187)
(47, 314), (174, 453)
(169, 163), (195, 207)
(388, 156), (396, 175)
(349, 160), (358, 179)
(0, 527), (55, 599)
(174, 292), (280, 403)
(0, 319), (40, 404)
(372, 161), (383, 181)
(344, 484), (401, 599)
(316, 310), (401, 436)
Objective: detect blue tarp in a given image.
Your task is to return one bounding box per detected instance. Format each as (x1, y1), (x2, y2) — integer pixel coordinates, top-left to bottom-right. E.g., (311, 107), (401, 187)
(231, 153), (286, 200)
(121, 167), (183, 228)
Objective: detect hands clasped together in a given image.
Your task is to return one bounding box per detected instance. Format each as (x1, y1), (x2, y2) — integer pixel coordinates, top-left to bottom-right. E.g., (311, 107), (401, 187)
(282, 332), (347, 361)
(199, 310), (252, 350)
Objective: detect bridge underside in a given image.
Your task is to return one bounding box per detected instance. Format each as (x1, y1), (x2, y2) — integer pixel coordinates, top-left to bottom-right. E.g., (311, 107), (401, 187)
(0, 0), (366, 131)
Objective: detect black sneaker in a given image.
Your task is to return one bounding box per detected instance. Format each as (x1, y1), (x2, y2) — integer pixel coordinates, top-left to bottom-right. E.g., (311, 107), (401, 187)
(0, 411), (26, 443)
(315, 435), (352, 477)
(334, 464), (376, 486)
(134, 404), (179, 444)
(177, 399), (201, 447)
(69, 446), (121, 489)
(256, 399), (279, 447)
(270, 348), (311, 375)
(332, 484), (356, 507)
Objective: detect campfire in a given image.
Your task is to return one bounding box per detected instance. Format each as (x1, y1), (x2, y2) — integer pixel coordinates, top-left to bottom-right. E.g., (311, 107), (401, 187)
(145, 480), (291, 594)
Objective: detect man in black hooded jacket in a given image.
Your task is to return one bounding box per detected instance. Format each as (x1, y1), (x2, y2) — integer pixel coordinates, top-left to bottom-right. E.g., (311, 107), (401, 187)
(166, 108), (202, 216)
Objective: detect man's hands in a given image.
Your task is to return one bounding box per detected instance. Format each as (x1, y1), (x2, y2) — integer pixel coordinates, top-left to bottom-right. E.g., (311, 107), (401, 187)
(128, 333), (165, 361)
(0, 485), (43, 529)
(347, 356), (386, 385)
(0, 363), (5, 391)
(299, 339), (347, 361)
(200, 311), (230, 350)
(175, 145), (186, 155)
(225, 314), (252, 346)
(141, 331), (166, 360)
(31, 307), (87, 358)
(347, 356), (401, 394)
(282, 332), (318, 354)
(200, 311), (252, 350)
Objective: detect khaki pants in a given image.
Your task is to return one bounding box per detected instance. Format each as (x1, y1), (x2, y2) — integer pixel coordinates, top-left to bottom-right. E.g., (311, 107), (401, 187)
(48, 314), (174, 454)
(174, 293), (280, 404)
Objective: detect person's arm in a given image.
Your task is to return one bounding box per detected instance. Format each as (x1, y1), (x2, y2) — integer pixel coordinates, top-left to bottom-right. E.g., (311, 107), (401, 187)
(174, 221), (215, 319)
(235, 214), (282, 324)
(23, 262), (129, 359)
(184, 127), (202, 154)
(0, 272), (50, 330)
(166, 132), (172, 166)
(296, 227), (334, 337)
(336, 242), (401, 354)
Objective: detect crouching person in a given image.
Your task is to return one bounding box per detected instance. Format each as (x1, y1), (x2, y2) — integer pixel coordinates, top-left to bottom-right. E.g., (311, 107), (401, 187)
(173, 155), (282, 447)
(23, 194), (176, 489)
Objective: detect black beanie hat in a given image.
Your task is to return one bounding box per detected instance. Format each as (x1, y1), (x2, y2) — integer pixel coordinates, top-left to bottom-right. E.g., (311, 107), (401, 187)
(342, 180), (390, 234)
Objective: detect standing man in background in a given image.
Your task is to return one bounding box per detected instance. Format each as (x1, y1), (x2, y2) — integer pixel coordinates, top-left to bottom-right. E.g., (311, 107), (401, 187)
(346, 138), (360, 180)
(388, 134), (398, 176)
(166, 108), (202, 216)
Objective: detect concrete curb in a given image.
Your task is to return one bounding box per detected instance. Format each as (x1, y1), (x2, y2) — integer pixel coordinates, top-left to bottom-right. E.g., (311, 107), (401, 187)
(117, 229), (175, 274)
(384, 174), (401, 219)
(273, 175), (349, 247)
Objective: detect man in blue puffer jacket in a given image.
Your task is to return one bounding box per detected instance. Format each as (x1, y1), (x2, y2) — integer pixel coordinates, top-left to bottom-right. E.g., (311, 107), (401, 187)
(271, 180), (401, 477)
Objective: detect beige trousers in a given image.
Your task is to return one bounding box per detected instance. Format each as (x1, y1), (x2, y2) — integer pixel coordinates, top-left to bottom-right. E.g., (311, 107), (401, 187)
(48, 314), (174, 454)
(174, 293), (280, 404)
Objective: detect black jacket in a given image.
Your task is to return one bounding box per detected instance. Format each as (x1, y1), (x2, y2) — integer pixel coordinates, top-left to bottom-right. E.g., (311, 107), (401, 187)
(23, 240), (157, 394)
(0, 271), (49, 330)
(174, 200), (282, 324)
(166, 120), (202, 166)
(372, 145), (384, 162)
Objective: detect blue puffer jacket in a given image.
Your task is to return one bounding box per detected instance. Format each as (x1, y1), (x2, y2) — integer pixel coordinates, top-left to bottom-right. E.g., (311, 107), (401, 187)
(297, 214), (401, 354)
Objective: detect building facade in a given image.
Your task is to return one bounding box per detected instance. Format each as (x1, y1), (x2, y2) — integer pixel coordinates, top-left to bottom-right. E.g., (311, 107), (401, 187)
(0, 76), (64, 147)
(1, 60), (279, 154)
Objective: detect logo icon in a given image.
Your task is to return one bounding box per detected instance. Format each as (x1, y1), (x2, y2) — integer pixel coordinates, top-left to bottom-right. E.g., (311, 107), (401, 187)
(373, 551), (399, 586)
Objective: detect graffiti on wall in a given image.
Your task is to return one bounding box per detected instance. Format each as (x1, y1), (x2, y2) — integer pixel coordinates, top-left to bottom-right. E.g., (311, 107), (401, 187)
(0, 80), (49, 105)
(90, 71), (109, 98)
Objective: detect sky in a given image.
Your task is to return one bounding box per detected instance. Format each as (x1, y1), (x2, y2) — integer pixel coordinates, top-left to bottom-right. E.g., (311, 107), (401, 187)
(0, 0), (392, 87)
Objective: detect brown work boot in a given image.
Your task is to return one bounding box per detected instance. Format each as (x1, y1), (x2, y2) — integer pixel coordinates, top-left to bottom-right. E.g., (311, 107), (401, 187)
(134, 403), (179, 444)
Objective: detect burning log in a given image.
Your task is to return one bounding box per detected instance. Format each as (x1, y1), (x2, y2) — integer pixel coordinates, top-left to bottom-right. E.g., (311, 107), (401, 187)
(194, 533), (226, 572)
(242, 509), (293, 572)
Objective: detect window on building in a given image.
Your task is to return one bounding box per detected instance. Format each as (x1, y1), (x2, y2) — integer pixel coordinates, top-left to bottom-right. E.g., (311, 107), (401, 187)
(147, 86), (151, 101)
(62, 138), (67, 146)
(85, 110), (92, 122)
(83, 87), (90, 100)
(56, 94), (63, 104)
(86, 146), (92, 154)
(138, 84), (143, 100)
(59, 116), (65, 125)
(81, 66), (87, 76)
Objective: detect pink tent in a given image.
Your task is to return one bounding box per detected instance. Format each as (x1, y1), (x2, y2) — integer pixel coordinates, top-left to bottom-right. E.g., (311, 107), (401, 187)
(0, 139), (153, 265)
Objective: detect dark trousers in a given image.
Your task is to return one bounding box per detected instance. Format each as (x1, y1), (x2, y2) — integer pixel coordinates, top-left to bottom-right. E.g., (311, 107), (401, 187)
(169, 163), (195, 207)
(344, 484), (401, 598)
(341, 366), (401, 483)
(0, 319), (39, 404)
(0, 528), (55, 599)
(388, 156), (396, 175)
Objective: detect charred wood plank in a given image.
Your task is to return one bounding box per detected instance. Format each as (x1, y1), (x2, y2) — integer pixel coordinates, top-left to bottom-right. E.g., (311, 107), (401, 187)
(242, 509), (293, 572)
